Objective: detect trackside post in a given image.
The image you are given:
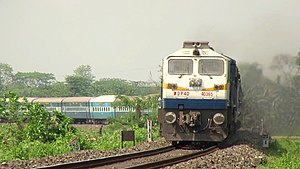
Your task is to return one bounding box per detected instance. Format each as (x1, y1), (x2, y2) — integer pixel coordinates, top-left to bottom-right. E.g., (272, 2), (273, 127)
(147, 118), (152, 142)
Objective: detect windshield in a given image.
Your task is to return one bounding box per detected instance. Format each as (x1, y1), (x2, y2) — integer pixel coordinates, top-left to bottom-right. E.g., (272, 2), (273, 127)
(198, 59), (224, 75)
(168, 59), (193, 75)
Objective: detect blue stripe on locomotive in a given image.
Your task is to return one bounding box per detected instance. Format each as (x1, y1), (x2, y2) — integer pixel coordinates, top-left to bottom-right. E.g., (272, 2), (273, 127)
(89, 102), (116, 119)
(162, 98), (227, 109)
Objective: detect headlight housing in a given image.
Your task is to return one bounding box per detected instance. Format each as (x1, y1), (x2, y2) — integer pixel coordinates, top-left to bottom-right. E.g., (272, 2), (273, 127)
(213, 113), (225, 125)
(167, 83), (177, 90)
(165, 112), (176, 124)
(214, 84), (224, 90)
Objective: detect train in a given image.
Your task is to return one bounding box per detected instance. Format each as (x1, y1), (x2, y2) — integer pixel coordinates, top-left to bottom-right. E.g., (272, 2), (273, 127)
(19, 95), (135, 123)
(158, 41), (242, 146)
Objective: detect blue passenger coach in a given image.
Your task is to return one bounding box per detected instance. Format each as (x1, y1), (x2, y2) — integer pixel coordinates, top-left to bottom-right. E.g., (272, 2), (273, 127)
(14, 95), (138, 124)
(33, 97), (64, 113)
(62, 97), (93, 123)
(89, 95), (116, 122)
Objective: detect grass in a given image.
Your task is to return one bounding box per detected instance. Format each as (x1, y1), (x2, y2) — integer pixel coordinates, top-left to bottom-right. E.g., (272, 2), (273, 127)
(261, 138), (300, 169)
(0, 132), (74, 162)
(75, 123), (160, 151)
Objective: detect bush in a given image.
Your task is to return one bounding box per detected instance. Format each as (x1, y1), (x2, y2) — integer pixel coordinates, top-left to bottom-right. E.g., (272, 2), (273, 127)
(0, 92), (76, 144)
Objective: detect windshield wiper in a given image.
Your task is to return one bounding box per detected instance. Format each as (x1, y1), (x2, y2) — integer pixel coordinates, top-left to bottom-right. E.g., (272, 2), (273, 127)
(207, 74), (213, 79)
(178, 74), (185, 78)
(201, 68), (213, 79)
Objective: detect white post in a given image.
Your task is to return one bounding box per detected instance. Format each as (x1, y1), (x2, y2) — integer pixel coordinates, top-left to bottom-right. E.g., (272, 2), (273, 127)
(147, 119), (152, 142)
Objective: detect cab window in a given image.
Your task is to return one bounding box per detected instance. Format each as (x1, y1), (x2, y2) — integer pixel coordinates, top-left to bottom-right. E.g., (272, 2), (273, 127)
(168, 59), (193, 75)
(198, 59), (224, 75)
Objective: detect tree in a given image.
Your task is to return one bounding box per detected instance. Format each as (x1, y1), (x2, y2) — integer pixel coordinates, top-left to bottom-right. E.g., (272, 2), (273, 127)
(92, 78), (159, 96)
(65, 65), (95, 96)
(239, 56), (300, 135)
(65, 75), (92, 96)
(113, 95), (159, 119)
(46, 82), (72, 97)
(269, 54), (300, 135)
(31, 82), (72, 97)
(92, 78), (134, 96)
(0, 63), (14, 85)
(14, 71), (56, 87)
(239, 63), (274, 129)
(239, 63), (263, 88)
(0, 63), (14, 94)
(74, 65), (94, 81)
(270, 54), (300, 85)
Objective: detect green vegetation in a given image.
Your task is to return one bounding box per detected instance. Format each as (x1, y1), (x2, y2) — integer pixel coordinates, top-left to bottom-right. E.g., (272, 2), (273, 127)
(78, 112), (159, 150)
(261, 138), (300, 169)
(113, 95), (159, 119)
(0, 92), (77, 161)
(0, 92), (159, 162)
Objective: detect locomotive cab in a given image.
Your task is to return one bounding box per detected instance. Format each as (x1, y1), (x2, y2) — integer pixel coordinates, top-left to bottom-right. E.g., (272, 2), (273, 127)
(158, 41), (241, 144)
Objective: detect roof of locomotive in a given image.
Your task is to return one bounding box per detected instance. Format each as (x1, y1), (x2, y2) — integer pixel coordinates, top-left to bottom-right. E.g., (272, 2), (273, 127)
(165, 41), (236, 62)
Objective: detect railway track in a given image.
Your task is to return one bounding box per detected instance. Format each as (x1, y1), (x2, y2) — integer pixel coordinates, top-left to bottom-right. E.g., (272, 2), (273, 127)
(36, 145), (219, 169)
(126, 145), (219, 169)
(35, 145), (175, 169)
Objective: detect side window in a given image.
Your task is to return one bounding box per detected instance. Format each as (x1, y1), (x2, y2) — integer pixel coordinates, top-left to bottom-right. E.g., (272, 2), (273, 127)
(168, 59), (193, 75)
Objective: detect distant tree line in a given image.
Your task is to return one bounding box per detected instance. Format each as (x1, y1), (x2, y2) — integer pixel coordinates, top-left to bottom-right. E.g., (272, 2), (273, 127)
(240, 51), (300, 135)
(0, 64), (160, 97)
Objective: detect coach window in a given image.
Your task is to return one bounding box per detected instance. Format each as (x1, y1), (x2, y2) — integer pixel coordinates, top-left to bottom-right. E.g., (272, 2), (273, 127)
(168, 59), (193, 75)
(198, 59), (224, 75)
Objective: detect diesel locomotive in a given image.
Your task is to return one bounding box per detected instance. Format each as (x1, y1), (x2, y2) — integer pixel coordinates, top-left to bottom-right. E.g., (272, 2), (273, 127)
(158, 41), (242, 145)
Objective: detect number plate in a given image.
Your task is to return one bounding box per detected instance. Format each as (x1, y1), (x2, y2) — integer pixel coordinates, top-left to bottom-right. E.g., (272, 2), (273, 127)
(172, 91), (214, 97)
(200, 91), (213, 97)
(173, 91), (190, 96)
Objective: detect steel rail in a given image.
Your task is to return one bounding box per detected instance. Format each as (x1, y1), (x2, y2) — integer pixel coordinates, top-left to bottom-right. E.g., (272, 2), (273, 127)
(35, 145), (175, 169)
(125, 145), (219, 169)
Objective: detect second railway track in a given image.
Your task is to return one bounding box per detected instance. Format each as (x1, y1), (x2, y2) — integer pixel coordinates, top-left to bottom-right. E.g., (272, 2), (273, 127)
(36, 145), (175, 169)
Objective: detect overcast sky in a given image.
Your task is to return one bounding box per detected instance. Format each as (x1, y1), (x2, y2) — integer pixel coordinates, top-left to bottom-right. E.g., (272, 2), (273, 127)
(1, 0), (300, 81)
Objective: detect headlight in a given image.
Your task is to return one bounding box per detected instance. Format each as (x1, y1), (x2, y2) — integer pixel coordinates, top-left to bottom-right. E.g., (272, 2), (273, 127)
(189, 78), (202, 87)
(167, 83), (177, 90)
(195, 79), (202, 86)
(165, 112), (176, 124)
(213, 113), (225, 125)
(189, 80), (195, 87)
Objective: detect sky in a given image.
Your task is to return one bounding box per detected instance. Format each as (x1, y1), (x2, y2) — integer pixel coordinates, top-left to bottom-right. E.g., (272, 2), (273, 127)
(1, 0), (300, 82)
